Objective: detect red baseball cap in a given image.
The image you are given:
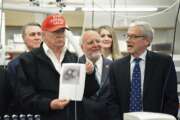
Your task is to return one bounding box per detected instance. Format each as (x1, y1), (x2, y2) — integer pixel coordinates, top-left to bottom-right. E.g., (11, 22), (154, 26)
(41, 14), (68, 32)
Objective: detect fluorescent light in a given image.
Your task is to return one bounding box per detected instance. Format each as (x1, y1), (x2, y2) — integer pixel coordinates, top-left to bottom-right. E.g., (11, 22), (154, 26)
(2, 3), (158, 12)
(82, 7), (158, 12)
(63, 7), (76, 11)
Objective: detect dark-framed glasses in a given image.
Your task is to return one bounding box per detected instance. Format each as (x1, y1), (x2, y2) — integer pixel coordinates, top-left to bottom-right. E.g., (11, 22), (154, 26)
(125, 34), (145, 40)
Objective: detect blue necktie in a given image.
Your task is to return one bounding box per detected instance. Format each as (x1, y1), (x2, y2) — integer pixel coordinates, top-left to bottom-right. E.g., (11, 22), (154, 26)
(129, 58), (142, 112)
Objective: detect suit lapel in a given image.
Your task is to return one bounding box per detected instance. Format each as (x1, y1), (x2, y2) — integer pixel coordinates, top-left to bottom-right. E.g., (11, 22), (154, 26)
(78, 55), (86, 64)
(123, 56), (131, 111)
(143, 51), (155, 101)
(101, 58), (110, 87)
(32, 45), (56, 73)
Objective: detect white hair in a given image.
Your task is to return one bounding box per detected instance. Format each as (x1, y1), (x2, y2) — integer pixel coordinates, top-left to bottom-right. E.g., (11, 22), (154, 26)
(129, 21), (154, 42)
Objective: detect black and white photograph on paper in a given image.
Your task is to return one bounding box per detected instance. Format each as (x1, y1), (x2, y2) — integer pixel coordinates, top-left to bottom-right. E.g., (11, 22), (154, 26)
(59, 63), (86, 101)
(62, 66), (80, 84)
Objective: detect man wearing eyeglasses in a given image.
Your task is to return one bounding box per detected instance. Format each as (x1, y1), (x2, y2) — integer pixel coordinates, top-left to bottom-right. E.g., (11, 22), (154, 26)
(109, 21), (178, 120)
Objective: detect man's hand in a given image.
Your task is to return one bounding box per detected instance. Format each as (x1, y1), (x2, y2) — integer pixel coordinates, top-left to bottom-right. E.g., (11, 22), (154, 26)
(50, 99), (70, 110)
(86, 61), (94, 74)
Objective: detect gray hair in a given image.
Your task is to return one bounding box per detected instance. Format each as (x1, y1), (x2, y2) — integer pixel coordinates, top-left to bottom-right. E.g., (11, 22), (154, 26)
(129, 21), (154, 42)
(21, 22), (41, 39)
(79, 30), (98, 45)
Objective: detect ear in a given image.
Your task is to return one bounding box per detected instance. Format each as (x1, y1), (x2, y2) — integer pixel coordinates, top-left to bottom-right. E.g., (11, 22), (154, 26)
(144, 38), (151, 47)
(42, 32), (45, 37)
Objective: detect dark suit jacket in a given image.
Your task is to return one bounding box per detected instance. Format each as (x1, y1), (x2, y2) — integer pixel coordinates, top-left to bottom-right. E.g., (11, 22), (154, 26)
(0, 66), (11, 116)
(109, 51), (179, 120)
(79, 55), (112, 120)
(16, 45), (84, 120)
(6, 56), (23, 114)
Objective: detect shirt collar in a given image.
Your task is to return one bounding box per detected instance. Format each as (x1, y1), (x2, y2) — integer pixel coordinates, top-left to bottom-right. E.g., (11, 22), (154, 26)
(43, 42), (49, 54)
(95, 56), (103, 68)
(43, 42), (67, 62)
(130, 50), (147, 63)
(85, 55), (102, 64)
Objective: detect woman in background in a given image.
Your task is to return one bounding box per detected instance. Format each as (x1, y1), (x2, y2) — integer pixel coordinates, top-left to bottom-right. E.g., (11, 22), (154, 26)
(97, 25), (123, 60)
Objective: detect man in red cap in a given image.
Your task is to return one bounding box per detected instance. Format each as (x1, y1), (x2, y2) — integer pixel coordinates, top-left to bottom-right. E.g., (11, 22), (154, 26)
(15, 14), (84, 120)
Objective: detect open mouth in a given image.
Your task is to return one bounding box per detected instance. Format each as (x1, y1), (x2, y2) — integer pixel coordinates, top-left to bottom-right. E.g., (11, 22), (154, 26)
(127, 44), (133, 48)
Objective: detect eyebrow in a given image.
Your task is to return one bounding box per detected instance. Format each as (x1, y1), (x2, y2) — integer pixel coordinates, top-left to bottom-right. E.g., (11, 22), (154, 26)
(29, 32), (42, 35)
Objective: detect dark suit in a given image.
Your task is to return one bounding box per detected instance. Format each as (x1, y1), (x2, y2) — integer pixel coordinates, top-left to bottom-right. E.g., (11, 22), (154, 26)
(109, 51), (179, 120)
(16, 45), (84, 120)
(6, 56), (23, 114)
(0, 66), (11, 116)
(79, 55), (112, 120)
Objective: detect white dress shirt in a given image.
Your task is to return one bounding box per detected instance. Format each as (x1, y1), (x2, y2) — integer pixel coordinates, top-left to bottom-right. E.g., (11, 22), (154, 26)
(86, 56), (103, 85)
(43, 43), (66, 74)
(94, 56), (103, 85)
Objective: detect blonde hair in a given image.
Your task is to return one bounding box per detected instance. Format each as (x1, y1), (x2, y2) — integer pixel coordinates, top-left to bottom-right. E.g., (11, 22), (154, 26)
(97, 25), (123, 60)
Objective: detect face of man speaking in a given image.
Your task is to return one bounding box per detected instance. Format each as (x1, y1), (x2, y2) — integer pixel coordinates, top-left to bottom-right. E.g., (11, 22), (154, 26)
(126, 25), (150, 57)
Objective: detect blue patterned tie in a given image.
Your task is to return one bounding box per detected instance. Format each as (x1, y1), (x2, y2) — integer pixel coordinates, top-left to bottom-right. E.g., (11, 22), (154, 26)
(129, 58), (142, 112)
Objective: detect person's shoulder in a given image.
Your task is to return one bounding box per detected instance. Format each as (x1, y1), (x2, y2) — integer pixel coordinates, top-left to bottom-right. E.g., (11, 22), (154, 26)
(7, 56), (20, 67)
(147, 51), (174, 67)
(109, 55), (130, 70)
(14, 51), (38, 67)
(64, 50), (78, 62)
(103, 57), (113, 64)
(7, 52), (30, 68)
(113, 55), (130, 64)
(0, 66), (5, 74)
(148, 51), (172, 61)
(19, 51), (34, 60)
(78, 55), (86, 63)
(66, 50), (78, 57)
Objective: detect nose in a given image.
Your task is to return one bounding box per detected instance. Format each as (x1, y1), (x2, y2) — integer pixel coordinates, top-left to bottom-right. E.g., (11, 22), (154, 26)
(34, 32), (41, 37)
(104, 35), (111, 40)
(35, 34), (41, 39)
(126, 38), (131, 44)
(35, 34), (40, 38)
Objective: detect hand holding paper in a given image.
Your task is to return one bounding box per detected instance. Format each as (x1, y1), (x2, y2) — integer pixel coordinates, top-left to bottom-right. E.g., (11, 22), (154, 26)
(50, 99), (70, 110)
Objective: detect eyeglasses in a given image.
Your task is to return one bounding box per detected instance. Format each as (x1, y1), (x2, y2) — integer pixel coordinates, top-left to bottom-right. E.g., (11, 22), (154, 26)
(125, 34), (145, 40)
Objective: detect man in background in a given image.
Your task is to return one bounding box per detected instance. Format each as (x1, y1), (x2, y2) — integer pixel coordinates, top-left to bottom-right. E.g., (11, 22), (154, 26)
(21, 22), (42, 51)
(80, 30), (112, 120)
(0, 66), (10, 116)
(6, 22), (42, 114)
(109, 21), (179, 120)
